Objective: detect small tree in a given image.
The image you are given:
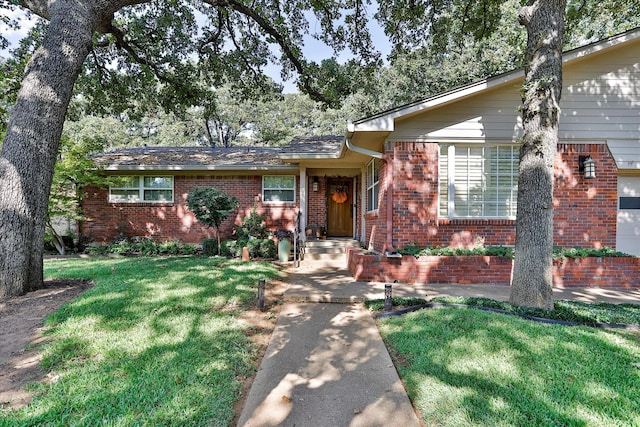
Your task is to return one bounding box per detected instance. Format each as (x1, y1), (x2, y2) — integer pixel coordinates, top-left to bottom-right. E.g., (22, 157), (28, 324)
(186, 187), (239, 255)
(47, 135), (114, 255)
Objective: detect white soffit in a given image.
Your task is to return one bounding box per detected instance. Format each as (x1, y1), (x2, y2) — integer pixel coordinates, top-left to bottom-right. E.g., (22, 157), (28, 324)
(607, 140), (640, 170)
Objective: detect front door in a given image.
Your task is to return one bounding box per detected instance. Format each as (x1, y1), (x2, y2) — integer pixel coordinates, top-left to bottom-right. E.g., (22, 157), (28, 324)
(327, 178), (353, 237)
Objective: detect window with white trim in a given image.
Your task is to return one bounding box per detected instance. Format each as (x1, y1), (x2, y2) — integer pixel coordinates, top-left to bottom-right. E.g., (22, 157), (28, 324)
(109, 176), (174, 203)
(366, 158), (380, 212)
(439, 144), (518, 218)
(263, 175), (295, 203)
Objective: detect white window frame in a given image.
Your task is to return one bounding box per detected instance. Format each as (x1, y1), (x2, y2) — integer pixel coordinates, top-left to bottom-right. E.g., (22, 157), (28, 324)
(366, 158), (380, 213)
(262, 175), (296, 203)
(109, 176), (174, 203)
(439, 144), (518, 219)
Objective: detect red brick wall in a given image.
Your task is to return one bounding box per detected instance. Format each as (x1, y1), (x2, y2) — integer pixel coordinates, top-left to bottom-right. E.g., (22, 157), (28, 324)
(347, 247), (640, 288)
(363, 142), (619, 253)
(307, 175), (327, 230)
(81, 175), (299, 244)
(554, 144), (617, 248)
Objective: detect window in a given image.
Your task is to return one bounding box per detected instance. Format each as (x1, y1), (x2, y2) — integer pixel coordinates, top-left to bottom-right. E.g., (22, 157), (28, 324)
(366, 158), (380, 212)
(263, 176), (295, 203)
(109, 176), (174, 203)
(439, 145), (518, 218)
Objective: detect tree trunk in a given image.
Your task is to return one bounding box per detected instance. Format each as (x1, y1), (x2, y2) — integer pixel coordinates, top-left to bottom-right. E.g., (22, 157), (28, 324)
(510, 0), (566, 309)
(0, 2), (113, 297)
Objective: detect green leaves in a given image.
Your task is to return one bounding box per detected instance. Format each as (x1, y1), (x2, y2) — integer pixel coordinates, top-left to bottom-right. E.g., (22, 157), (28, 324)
(185, 186), (239, 230)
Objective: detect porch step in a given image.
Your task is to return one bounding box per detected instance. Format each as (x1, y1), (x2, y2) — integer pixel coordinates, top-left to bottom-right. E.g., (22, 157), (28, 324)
(300, 239), (360, 267)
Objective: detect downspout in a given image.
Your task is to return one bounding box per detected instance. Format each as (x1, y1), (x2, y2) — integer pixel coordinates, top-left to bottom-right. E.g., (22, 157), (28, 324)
(344, 126), (396, 255)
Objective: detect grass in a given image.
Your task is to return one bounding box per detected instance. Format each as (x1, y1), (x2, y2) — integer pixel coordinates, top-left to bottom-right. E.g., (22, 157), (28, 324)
(0, 256), (279, 426)
(367, 296), (640, 326)
(430, 296), (640, 326)
(377, 308), (640, 426)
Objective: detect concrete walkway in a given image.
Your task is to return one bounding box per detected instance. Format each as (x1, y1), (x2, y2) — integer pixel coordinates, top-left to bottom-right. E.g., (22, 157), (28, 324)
(237, 261), (640, 426)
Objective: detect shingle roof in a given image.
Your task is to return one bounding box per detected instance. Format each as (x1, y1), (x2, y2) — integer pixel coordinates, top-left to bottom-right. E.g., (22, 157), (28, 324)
(279, 135), (344, 157)
(94, 146), (283, 168)
(94, 135), (345, 170)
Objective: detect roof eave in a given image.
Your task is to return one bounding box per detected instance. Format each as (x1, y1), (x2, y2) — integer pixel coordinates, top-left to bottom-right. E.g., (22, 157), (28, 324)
(278, 152), (343, 160)
(103, 164), (300, 172)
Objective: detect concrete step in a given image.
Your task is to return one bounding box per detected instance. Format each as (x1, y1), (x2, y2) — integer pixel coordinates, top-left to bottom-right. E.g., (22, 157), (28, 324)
(304, 246), (346, 255)
(299, 257), (347, 269)
(305, 239), (360, 249)
(304, 252), (346, 261)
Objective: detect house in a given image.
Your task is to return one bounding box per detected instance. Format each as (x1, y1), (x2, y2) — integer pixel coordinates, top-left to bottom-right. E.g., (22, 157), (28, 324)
(83, 28), (640, 259)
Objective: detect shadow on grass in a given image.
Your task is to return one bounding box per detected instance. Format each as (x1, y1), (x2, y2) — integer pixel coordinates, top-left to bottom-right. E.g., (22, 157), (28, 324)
(5, 256), (279, 426)
(379, 309), (640, 426)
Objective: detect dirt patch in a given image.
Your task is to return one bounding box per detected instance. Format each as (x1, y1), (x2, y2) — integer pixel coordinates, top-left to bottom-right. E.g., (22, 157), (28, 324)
(0, 279), (93, 409)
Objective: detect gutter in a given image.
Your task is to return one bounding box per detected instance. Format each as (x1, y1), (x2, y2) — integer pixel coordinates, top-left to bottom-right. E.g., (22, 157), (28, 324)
(344, 124), (395, 255)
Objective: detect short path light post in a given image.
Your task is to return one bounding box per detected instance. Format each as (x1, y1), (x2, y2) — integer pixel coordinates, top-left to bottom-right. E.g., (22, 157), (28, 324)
(384, 283), (393, 311)
(257, 279), (266, 310)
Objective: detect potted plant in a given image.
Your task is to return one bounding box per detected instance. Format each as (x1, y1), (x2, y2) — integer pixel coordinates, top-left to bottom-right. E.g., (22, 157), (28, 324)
(274, 229), (293, 262)
(305, 224), (326, 240)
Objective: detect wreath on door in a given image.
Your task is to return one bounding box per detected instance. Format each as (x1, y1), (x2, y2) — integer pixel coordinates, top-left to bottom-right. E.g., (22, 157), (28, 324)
(332, 184), (348, 204)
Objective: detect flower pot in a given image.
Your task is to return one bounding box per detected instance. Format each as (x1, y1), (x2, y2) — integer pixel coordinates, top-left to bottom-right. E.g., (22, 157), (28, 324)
(278, 238), (291, 262)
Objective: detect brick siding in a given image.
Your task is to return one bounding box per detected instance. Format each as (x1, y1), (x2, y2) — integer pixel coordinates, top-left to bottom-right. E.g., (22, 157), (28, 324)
(81, 175), (298, 244)
(363, 142), (619, 252)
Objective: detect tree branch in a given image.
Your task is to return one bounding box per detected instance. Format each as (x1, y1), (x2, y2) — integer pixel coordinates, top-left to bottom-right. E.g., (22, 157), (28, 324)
(105, 22), (188, 89)
(202, 0), (334, 105)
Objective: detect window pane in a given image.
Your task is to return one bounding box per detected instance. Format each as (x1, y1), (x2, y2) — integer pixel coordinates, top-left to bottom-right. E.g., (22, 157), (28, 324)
(264, 176), (294, 189)
(110, 190), (140, 203)
(144, 176), (172, 189)
(443, 145), (518, 218)
(264, 190), (294, 202)
(144, 190), (173, 202)
(115, 176), (140, 189)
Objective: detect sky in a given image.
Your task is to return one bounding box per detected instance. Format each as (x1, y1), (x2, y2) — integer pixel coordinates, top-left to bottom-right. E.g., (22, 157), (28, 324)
(0, 4), (391, 94)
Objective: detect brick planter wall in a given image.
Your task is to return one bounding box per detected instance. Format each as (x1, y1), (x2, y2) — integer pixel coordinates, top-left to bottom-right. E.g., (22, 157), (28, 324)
(347, 247), (640, 288)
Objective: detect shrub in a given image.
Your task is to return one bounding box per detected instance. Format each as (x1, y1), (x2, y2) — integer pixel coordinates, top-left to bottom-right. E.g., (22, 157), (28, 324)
(83, 238), (198, 256)
(246, 239), (262, 258)
(259, 239), (277, 259)
(158, 240), (182, 255)
(202, 239), (219, 256)
(235, 206), (269, 240)
(221, 240), (247, 258)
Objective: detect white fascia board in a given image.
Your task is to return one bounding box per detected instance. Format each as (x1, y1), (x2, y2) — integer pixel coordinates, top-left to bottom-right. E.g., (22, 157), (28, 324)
(563, 28), (640, 63)
(278, 152), (342, 160)
(103, 164), (300, 172)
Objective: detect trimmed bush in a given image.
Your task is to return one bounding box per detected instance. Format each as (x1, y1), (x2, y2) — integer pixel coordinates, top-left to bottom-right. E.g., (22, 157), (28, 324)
(220, 240), (237, 258)
(246, 239), (261, 258)
(259, 239), (277, 259)
(202, 239), (219, 256)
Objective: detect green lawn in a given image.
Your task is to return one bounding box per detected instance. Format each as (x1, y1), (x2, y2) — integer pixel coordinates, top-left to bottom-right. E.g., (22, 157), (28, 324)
(378, 308), (640, 426)
(1, 256), (279, 427)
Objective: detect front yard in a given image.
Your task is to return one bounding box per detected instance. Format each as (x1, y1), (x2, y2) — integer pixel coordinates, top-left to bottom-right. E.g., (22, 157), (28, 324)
(1, 257), (280, 426)
(1, 256), (639, 426)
